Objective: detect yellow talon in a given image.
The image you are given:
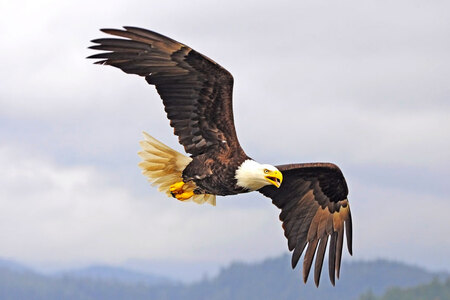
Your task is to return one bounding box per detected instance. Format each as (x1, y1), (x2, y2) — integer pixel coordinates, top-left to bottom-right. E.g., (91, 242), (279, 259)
(175, 191), (195, 201)
(170, 181), (185, 193)
(169, 181), (195, 201)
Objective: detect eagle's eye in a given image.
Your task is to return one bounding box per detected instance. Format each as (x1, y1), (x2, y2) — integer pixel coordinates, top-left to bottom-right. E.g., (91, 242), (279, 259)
(264, 169), (269, 174)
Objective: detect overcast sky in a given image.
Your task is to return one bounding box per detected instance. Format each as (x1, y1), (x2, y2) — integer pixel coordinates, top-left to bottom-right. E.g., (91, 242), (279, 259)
(1, 0), (449, 281)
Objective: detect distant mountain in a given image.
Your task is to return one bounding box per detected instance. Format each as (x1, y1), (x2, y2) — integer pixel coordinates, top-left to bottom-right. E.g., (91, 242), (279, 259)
(56, 264), (171, 286)
(123, 258), (221, 283)
(0, 255), (447, 300)
(0, 258), (32, 272)
(0, 265), (178, 300)
(162, 255), (448, 300)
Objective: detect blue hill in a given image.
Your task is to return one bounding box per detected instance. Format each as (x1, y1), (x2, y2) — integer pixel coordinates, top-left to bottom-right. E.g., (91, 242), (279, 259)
(0, 255), (447, 300)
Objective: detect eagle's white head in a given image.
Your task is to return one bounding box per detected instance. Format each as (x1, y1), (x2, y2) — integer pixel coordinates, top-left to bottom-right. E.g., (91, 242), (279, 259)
(235, 159), (283, 191)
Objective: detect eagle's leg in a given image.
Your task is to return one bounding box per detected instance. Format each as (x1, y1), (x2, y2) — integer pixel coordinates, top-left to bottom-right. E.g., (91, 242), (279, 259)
(169, 181), (195, 201)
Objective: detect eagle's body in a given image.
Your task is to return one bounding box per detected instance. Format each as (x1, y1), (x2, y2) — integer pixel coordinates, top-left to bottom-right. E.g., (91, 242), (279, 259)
(89, 26), (353, 287)
(182, 147), (249, 196)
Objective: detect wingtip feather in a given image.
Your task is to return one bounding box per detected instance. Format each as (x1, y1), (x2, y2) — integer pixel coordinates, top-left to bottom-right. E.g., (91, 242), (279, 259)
(302, 240), (318, 284)
(346, 208), (353, 255)
(313, 236), (328, 287)
(328, 232), (337, 286)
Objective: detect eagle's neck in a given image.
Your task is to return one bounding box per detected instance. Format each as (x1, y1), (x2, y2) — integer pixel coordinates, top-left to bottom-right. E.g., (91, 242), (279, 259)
(235, 159), (270, 191)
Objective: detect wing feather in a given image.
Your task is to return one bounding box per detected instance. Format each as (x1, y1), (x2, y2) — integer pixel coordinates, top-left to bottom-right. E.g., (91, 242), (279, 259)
(314, 235), (329, 286)
(328, 231), (338, 285)
(259, 162), (352, 286)
(88, 26), (244, 157)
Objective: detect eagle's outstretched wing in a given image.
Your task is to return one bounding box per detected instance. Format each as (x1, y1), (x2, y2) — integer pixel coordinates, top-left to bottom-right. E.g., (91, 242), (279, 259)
(88, 27), (243, 157)
(259, 163), (352, 286)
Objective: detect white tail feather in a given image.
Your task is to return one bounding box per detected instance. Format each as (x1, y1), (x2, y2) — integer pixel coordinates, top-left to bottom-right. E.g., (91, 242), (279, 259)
(138, 132), (216, 206)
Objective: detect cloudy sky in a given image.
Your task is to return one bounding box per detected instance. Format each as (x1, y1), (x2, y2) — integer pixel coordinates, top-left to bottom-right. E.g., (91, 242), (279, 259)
(1, 0), (449, 281)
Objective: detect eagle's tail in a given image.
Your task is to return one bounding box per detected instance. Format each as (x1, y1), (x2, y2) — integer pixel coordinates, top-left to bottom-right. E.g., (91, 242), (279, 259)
(137, 132), (216, 206)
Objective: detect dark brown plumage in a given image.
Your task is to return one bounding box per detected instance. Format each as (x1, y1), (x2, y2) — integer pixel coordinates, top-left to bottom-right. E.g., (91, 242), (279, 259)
(89, 27), (242, 158)
(259, 163), (352, 286)
(88, 26), (353, 287)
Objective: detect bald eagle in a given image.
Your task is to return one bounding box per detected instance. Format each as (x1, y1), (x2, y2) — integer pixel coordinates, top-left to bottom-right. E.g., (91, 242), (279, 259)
(88, 27), (352, 286)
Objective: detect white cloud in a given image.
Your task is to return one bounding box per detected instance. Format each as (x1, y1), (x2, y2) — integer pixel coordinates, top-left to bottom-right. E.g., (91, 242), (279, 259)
(1, 0), (449, 169)
(1, 144), (449, 275)
(0, 145), (285, 268)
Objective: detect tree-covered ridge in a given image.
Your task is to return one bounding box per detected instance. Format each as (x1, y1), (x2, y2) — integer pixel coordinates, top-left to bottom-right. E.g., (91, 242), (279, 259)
(359, 278), (450, 300)
(0, 256), (448, 300)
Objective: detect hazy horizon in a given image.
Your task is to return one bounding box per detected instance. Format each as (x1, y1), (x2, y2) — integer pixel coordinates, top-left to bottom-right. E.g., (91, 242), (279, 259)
(1, 253), (448, 284)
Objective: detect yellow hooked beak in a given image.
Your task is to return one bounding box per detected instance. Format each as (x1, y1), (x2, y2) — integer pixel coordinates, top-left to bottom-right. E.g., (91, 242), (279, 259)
(265, 170), (283, 188)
